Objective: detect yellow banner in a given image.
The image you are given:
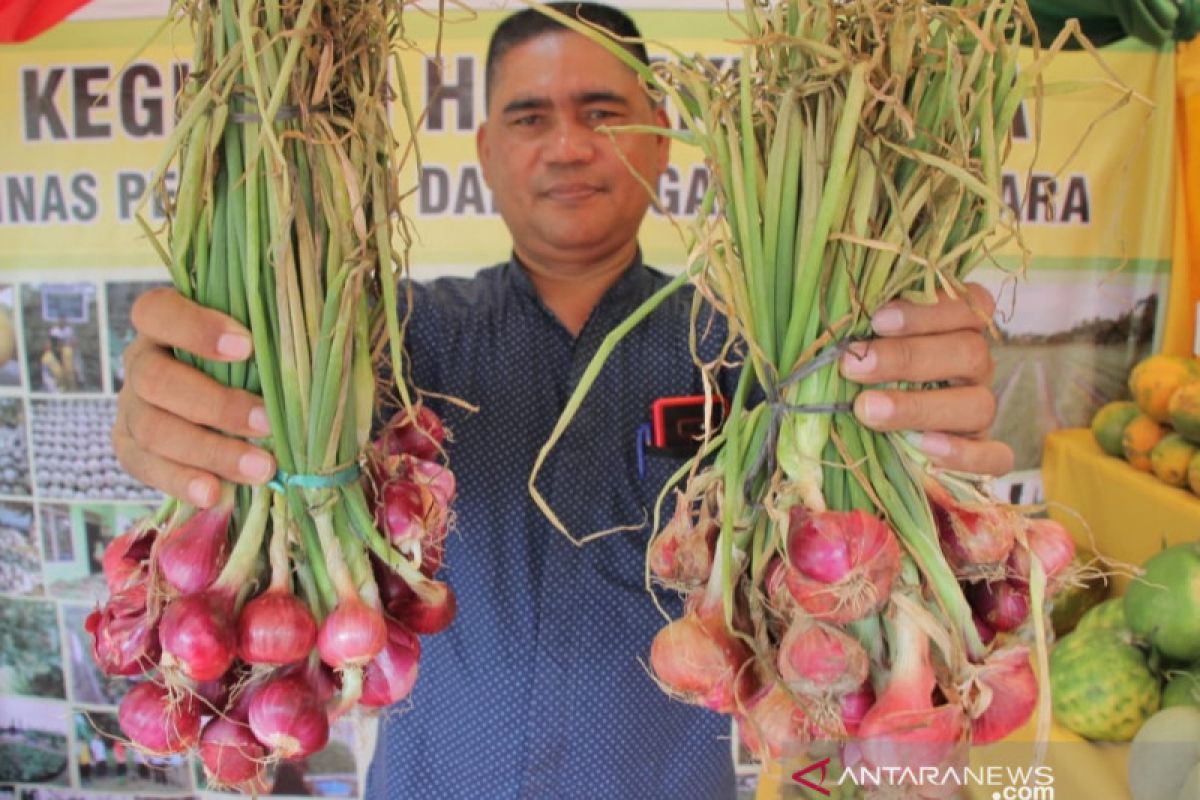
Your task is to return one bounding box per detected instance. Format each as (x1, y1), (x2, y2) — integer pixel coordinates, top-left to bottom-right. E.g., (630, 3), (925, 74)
(0, 8), (1183, 798)
(0, 12), (1175, 277)
(0, 12), (738, 274)
(994, 42), (1174, 269)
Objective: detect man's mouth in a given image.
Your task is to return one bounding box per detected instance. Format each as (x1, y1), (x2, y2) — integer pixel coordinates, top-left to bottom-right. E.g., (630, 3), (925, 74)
(542, 183), (602, 202)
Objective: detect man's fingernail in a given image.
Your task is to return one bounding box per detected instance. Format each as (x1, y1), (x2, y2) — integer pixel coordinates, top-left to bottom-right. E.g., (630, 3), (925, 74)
(841, 346), (876, 377)
(871, 307), (904, 335)
(216, 332), (252, 359)
(188, 478), (216, 507)
(248, 406), (271, 435)
(239, 452), (275, 483)
(918, 432), (954, 457)
(859, 393), (894, 426)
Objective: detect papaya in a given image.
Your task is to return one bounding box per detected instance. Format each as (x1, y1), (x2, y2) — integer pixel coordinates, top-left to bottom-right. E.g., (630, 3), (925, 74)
(1128, 355), (1200, 423)
(1123, 414), (1168, 472)
(1151, 434), (1199, 488)
(1168, 381), (1200, 443)
(1092, 401), (1142, 457)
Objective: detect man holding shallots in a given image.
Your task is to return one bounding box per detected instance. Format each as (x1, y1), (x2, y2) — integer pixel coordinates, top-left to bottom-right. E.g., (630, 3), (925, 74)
(112, 3), (1011, 798)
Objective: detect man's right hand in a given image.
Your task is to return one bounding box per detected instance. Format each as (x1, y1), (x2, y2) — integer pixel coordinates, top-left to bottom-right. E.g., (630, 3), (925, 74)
(113, 287), (277, 508)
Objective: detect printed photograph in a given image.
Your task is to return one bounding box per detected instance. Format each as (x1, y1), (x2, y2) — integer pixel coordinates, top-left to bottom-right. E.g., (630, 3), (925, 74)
(0, 501), (41, 596)
(979, 268), (1163, 471)
(0, 285), (20, 389)
(61, 604), (129, 707)
(106, 281), (170, 393)
(0, 399), (32, 498)
(20, 284), (103, 395)
(41, 504), (155, 604)
(196, 716), (359, 797)
(73, 710), (193, 794)
(0, 696), (69, 786)
(30, 399), (160, 501)
(0, 598), (65, 699)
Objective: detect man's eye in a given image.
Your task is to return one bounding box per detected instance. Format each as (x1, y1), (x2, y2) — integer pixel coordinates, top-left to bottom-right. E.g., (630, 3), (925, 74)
(587, 109), (619, 123)
(512, 114), (541, 127)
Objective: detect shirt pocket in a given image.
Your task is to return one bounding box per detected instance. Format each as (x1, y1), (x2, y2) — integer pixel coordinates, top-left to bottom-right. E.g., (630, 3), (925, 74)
(636, 447), (697, 524)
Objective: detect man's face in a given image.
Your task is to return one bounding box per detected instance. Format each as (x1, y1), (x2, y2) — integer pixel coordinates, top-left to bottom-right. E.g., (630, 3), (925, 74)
(477, 31), (670, 270)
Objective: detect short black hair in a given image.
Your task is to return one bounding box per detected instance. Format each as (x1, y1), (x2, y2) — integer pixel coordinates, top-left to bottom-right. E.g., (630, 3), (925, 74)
(484, 2), (649, 107)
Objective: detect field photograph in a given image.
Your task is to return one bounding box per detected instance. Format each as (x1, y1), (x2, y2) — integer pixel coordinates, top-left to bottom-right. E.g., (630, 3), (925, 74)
(0, 697), (69, 786)
(0, 598), (65, 699)
(980, 268), (1162, 471)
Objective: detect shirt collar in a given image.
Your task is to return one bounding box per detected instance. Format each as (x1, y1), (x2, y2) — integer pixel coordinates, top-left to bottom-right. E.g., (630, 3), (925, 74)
(501, 248), (656, 318)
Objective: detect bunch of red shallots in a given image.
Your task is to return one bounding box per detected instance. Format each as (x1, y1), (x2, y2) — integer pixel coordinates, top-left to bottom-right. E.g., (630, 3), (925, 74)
(648, 466), (1078, 795)
(89, 406), (456, 792)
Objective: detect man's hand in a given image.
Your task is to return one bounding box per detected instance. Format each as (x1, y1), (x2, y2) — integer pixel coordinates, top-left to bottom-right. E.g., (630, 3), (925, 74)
(839, 283), (1015, 477)
(112, 288), (277, 508)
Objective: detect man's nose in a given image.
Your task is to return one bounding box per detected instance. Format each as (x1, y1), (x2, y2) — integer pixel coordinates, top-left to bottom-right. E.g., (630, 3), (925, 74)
(544, 119), (595, 162)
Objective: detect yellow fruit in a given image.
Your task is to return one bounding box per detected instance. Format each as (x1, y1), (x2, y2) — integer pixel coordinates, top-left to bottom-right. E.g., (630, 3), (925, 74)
(1168, 382), (1200, 443)
(1151, 434), (1199, 487)
(1091, 401), (1142, 457)
(1129, 355), (1200, 423)
(1124, 414), (1168, 472)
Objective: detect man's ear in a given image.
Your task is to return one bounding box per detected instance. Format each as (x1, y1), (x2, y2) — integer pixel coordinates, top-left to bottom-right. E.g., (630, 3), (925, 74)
(653, 105), (671, 173)
(476, 122), (492, 186)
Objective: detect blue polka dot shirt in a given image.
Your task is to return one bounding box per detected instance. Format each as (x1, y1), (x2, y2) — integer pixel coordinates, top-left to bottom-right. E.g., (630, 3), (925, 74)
(364, 252), (738, 799)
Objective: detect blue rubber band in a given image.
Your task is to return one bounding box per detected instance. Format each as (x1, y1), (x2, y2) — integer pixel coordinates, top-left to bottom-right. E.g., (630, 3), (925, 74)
(777, 337), (865, 393)
(267, 463), (362, 493)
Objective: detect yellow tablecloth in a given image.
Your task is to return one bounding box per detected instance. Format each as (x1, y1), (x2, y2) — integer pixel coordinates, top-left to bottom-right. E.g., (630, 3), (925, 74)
(1042, 428), (1200, 593)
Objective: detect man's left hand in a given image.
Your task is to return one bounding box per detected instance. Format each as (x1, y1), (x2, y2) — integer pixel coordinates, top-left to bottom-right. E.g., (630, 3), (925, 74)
(839, 282), (1015, 477)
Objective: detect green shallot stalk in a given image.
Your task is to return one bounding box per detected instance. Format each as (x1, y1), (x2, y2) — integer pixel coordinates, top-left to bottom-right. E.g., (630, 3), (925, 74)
(209, 484), (272, 606)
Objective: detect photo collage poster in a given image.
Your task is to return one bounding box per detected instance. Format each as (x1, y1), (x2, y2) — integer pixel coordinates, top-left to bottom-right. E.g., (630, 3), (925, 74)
(0, 2), (1185, 799)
